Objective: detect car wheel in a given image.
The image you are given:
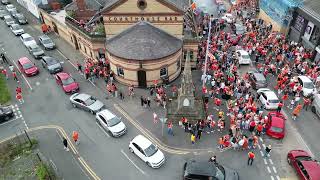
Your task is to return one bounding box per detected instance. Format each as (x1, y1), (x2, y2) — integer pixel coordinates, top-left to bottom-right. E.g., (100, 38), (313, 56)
(4, 116), (10, 121)
(287, 157), (291, 164)
(129, 147), (134, 153)
(146, 162), (151, 167)
(72, 103), (76, 108)
(90, 110), (95, 114)
(311, 106), (316, 113)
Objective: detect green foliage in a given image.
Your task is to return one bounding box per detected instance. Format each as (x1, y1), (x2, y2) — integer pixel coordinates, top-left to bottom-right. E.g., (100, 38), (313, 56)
(94, 23), (105, 35)
(0, 75), (11, 105)
(66, 10), (76, 18)
(35, 163), (48, 180)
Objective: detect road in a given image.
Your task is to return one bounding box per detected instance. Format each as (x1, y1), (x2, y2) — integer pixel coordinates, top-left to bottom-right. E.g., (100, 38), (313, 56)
(0, 0), (318, 180)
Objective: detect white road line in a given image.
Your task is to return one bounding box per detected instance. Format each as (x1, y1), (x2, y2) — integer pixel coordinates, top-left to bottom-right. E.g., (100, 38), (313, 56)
(88, 80), (97, 87)
(263, 158), (268, 165)
(269, 159), (273, 165)
(260, 151), (264, 156)
(57, 49), (68, 59)
(17, 111), (21, 114)
(262, 144), (266, 149)
(259, 137), (263, 142)
(56, 49), (77, 69)
(96, 122), (110, 137)
(120, 149), (146, 175)
(276, 175), (280, 180)
(267, 166), (271, 173)
(272, 166), (277, 173)
(23, 121), (29, 129)
(271, 176), (275, 180)
(258, 144), (261, 149)
(0, 117), (22, 126)
(15, 104), (18, 108)
(9, 58), (33, 90)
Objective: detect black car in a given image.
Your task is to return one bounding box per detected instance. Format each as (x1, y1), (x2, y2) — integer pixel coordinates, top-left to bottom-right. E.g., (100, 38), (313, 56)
(15, 13), (28, 25)
(1, 0), (9, 5)
(183, 160), (239, 180)
(0, 106), (14, 123)
(41, 56), (63, 74)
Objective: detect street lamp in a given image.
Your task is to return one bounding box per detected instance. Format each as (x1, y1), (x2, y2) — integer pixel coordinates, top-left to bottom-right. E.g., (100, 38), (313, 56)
(202, 16), (213, 86)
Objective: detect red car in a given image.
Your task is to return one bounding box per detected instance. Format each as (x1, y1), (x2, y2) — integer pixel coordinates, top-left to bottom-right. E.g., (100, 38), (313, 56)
(17, 57), (39, 76)
(229, 34), (241, 46)
(266, 112), (285, 139)
(55, 72), (79, 94)
(287, 150), (320, 180)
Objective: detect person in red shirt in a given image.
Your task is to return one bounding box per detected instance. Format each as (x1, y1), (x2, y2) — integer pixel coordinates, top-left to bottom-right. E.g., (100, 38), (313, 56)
(248, 151), (255, 165)
(12, 71), (18, 82)
(214, 97), (222, 110)
(277, 101), (283, 113)
(16, 87), (22, 94)
(303, 97), (311, 111)
(256, 123), (263, 136)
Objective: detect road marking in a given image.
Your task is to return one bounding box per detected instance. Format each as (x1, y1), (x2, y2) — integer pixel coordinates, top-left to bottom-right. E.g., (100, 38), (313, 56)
(96, 122), (110, 137)
(271, 176), (275, 180)
(259, 137), (263, 142)
(88, 79), (97, 87)
(263, 158), (268, 164)
(262, 144), (266, 149)
(258, 144), (261, 149)
(15, 104), (18, 108)
(35, 81), (40, 86)
(276, 175), (280, 180)
(23, 121), (28, 129)
(267, 166), (271, 173)
(121, 149), (146, 175)
(260, 151), (264, 156)
(269, 159), (273, 165)
(272, 166), (277, 173)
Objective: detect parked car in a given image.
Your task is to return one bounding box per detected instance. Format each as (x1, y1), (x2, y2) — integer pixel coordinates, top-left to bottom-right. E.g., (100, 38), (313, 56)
(55, 72), (79, 94)
(96, 109), (127, 137)
(311, 93), (320, 117)
(17, 57), (39, 76)
(129, 135), (165, 168)
(5, 4), (16, 12)
(0, 106), (14, 123)
(266, 112), (285, 139)
(20, 33), (37, 47)
(235, 23), (246, 35)
(0, 9), (8, 19)
(183, 160), (239, 180)
(4, 15), (14, 26)
(10, 23), (24, 36)
(228, 34), (241, 46)
(9, 9), (17, 18)
(1, 0), (10, 5)
(297, 76), (316, 97)
(257, 88), (280, 110)
(70, 93), (104, 114)
(27, 44), (44, 59)
(287, 150), (320, 180)
(248, 71), (267, 89)
(39, 35), (55, 50)
(236, 49), (251, 65)
(41, 56), (63, 74)
(221, 13), (234, 23)
(15, 13), (27, 24)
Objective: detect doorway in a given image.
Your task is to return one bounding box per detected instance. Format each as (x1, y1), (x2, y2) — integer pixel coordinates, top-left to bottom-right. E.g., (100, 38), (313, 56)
(52, 22), (58, 34)
(72, 34), (79, 50)
(137, 70), (147, 88)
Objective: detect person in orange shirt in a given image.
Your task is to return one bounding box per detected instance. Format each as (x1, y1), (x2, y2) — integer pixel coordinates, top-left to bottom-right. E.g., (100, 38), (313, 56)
(292, 104), (302, 121)
(72, 131), (79, 145)
(247, 151), (255, 165)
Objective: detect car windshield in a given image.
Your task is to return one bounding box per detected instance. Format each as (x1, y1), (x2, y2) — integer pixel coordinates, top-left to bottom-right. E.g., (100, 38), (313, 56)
(31, 46), (42, 52)
(61, 77), (74, 86)
(304, 82), (314, 89)
(12, 25), (21, 30)
(107, 116), (121, 127)
(17, 15), (25, 20)
(268, 99), (279, 103)
(296, 156), (313, 161)
(257, 79), (266, 84)
(216, 165), (225, 180)
(84, 96), (96, 106)
(22, 63), (33, 69)
(144, 144), (158, 157)
(42, 39), (52, 44)
(24, 37), (34, 42)
(242, 54), (250, 59)
(270, 126), (283, 133)
(47, 59), (58, 66)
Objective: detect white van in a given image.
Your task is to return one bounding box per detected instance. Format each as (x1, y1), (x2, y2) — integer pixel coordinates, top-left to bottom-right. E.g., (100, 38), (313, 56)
(311, 94), (320, 117)
(297, 76), (316, 97)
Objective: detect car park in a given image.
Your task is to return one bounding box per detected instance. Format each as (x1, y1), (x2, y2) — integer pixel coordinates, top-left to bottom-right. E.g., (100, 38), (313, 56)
(0, 9), (8, 19)
(17, 57), (39, 76)
(15, 13), (27, 24)
(296, 76), (316, 97)
(236, 49), (251, 65)
(311, 93), (320, 117)
(129, 135), (165, 168)
(221, 13), (234, 23)
(266, 112), (285, 139)
(4, 15), (14, 26)
(248, 71), (267, 89)
(41, 56), (63, 74)
(20, 33), (37, 47)
(70, 93), (104, 114)
(257, 88), (280, 110)
(183, 160), (239, 180)
(55, 72), (79, 94)
(5, 4), (16, 12)
(0, 106), (14, 123)
(9, 23), (24, 36)
(1, 0), (9, 5)
(96, 109), (127, 137)
(27, 44), (44, 59)
(39, 35), (55, 50)
(287, 150), (320, 180)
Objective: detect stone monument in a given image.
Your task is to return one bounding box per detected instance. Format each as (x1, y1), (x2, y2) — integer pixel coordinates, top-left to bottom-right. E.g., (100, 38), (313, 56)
(167, 51), (205, 124)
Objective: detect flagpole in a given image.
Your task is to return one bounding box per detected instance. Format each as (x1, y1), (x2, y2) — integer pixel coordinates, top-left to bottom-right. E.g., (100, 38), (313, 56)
(202, 17), (212, 86)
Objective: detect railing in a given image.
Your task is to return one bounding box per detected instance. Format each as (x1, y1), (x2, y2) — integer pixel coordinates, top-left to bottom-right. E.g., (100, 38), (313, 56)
(65, 16), (105, 40)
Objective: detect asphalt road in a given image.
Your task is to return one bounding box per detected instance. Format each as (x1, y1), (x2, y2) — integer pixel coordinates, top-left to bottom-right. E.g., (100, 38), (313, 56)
(0, 1), (318, 180)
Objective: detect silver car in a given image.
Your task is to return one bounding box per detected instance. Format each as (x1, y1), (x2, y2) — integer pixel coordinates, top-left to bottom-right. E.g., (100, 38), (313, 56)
(27, 44), (44, 59)
(10, 24), (24, 36)
(4, 15), (14, 26)
(41, 56), (63, 74)
(96, 109), (127, 137)
(0, 9), (8, 19)
(39, 35), (55, 50)
(70, 93), (104, 114)
(15, 13), (27, 25)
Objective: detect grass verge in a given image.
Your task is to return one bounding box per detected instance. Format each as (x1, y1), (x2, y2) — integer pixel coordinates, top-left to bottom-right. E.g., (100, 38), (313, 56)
(0, 75), (11, 105)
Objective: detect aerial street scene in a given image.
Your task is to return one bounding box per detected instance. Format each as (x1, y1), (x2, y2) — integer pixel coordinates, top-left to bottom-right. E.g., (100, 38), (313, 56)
(0, 0), (320, 179)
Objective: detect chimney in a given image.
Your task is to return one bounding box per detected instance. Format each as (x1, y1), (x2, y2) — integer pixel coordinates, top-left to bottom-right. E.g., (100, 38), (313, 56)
(76, 0), (86, 11)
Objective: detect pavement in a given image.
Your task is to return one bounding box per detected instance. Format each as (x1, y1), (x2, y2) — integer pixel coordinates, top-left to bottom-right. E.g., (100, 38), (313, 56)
(0, 0), (317, 180)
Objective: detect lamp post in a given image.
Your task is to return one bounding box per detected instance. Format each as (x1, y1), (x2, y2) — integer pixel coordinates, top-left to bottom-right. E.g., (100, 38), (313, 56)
(202, 17), (213, 86)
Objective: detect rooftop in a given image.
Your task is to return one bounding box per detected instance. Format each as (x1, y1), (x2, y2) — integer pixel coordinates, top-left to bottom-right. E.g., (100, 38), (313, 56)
(106, 21), (183, 60)
(301, 0), (320, 21)
(49, 10), (67, 26)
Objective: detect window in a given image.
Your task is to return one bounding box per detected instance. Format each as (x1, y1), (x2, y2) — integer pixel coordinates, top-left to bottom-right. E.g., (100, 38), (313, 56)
(310, 26), (320, 45)
(293, 15), (305, 32)
(160, 67), (167, 77)
(98, 115), (107, 124)
(190, 51), (194, 61)
(90, 51), (93, 57)
(183, 50), (187, 60)
(84, 47), (87, 54)
(177, 58), (181, 70)
(117, 66), (124, 77)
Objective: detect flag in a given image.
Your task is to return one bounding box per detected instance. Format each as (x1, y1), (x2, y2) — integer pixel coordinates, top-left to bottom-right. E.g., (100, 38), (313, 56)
(191, 2), (196, 10)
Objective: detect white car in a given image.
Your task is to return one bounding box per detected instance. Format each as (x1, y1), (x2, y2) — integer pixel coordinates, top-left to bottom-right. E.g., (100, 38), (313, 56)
(257, 88), (280, 110)
(236, 50), (251, 65)
(96, 109), (126, 137)
(129, 135), (165, 168)
(297, 75), (316, 97)
(6, 4), (16, 12)
(221, 13), (234, 23)
(4, 15), (15, 26)
(20, 33), (37, 47)
(10, 24), (24, 36)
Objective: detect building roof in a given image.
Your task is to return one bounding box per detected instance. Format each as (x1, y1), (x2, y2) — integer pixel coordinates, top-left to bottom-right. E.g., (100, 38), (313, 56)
(301, 0), (320, 19)
(106, 21), (182, 60)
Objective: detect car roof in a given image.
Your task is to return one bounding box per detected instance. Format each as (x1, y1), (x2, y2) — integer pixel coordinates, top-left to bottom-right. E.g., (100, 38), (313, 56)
(21, 33), (31, 38)
(4, 15), (11, 18)
(253, 73), (266, 80)
(56, 72), (70, 80)
(18, 57), (31, 64)
(298, 75), (312, 83)
(270, 116), (285, 128)
(97, 109), (116, 120)
(300, 160), (320, 179)
(237, 50), (248, 55)
(264, 91), (278, 99)
(185, 160), (217, 177)
(132, 135), (152, 149)
(75, 93), (91, 101)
